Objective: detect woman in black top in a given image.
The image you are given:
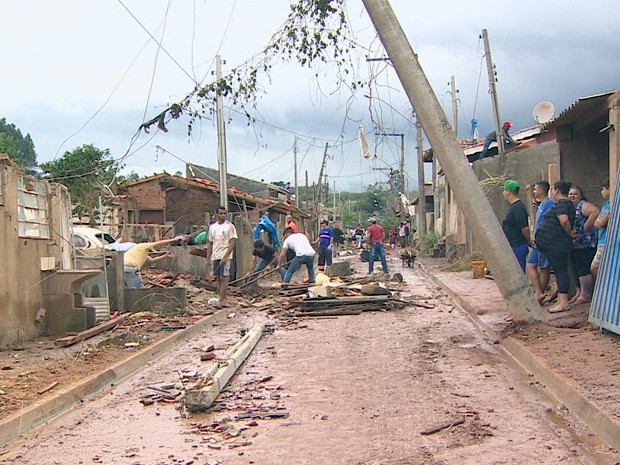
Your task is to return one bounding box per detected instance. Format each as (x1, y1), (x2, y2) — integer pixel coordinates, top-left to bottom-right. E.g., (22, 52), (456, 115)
(534, 180), (576, 313)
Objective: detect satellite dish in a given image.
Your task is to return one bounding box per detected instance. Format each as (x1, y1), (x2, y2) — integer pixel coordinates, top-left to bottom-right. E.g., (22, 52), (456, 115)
(532, 101), (555, 124)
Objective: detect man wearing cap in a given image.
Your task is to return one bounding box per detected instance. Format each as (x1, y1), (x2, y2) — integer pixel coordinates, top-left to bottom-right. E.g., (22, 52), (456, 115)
(366, 217), (389, 274)
(479, 121), (517, 160)
(501, 180), (531, 272)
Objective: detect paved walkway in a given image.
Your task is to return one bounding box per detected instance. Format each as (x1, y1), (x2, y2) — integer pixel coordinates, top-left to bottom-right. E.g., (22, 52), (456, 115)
(419, 258), (620, 452)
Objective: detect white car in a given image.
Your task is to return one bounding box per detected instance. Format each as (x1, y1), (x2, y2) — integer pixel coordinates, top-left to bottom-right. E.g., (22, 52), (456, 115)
(72, 226), (117, 251)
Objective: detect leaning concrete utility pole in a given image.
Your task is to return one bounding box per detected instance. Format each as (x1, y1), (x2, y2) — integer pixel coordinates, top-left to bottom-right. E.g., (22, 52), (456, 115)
(362, 0), (545, 322)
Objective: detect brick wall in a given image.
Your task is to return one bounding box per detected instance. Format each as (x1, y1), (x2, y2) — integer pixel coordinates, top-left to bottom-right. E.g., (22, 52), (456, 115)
(166, 187), (220, 226)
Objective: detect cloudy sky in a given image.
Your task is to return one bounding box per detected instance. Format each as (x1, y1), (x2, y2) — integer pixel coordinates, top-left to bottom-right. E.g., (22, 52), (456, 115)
(2, 0), (619, 192)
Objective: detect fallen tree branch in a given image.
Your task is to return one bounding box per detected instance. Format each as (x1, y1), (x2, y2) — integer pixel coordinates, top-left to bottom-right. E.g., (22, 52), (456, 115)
(420, 418), (465, 435)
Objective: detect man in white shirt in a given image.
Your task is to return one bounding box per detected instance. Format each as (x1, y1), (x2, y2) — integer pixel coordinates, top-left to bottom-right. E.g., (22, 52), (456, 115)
(278, 227), (316, 287)
(205, 206), (238, 308)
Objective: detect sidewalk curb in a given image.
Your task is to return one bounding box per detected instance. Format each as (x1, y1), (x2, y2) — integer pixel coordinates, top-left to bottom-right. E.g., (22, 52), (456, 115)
(0, 309), (228, 447)
(420, 263), (620, 452)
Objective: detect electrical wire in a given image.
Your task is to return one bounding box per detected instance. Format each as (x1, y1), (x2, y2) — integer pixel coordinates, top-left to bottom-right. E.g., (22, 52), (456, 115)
(117, 0), (196, 84)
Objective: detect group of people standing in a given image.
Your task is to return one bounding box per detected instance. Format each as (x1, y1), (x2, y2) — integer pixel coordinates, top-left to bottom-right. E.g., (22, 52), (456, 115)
(502, 179), (610, 313)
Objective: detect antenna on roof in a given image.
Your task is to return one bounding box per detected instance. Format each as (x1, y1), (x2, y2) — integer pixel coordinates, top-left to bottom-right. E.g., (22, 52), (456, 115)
(532, 102), (555, 124)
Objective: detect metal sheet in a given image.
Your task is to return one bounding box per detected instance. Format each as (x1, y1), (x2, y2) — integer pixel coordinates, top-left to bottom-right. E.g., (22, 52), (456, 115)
(589, 171), (620, 333)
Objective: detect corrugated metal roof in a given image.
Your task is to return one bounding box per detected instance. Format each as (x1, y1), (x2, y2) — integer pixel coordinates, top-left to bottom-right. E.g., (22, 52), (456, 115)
(542, 90), (617, 130)
(423, 125), (542, 162)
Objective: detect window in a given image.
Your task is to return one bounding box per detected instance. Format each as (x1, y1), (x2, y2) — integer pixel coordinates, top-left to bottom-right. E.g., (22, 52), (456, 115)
(17, 175), (50, 238)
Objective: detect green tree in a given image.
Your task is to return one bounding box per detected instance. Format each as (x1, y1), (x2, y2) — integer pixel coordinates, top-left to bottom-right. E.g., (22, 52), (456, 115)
(0, 118), (37, 168)
(39, 144), (122, 222)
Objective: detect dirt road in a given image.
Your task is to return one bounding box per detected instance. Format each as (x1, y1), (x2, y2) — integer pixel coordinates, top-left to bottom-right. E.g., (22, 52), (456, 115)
(2, 262), (618, 465)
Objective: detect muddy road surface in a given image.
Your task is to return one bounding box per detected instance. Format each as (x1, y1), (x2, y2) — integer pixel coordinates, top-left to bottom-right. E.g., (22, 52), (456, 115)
(2, 263), (617, 465)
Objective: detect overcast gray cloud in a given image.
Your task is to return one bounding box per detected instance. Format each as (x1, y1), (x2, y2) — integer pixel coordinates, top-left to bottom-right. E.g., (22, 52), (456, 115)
(2, 0), (619, 192)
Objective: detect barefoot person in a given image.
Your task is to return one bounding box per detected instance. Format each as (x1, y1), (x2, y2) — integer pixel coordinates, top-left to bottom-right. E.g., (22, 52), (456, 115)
(205, 206), (238, 308)
(526, 181), (554, 303)
(534, 181), (576, 313)
(568, 186), (599, 304)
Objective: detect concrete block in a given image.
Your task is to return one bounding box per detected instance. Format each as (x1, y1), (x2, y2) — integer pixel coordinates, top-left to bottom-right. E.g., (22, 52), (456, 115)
(43, 293), (96, 336)
(124, 287), (187, 313)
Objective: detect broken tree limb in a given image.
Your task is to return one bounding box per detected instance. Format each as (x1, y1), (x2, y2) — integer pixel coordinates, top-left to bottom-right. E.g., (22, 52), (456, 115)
(37, 381), (59, 395)
(420, 418), (465, 435)
(183, 323), (265, 413)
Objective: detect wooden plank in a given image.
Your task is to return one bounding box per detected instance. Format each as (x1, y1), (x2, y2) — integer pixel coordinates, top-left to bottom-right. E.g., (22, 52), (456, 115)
(298, 309), (362, 317)
(524, 184), (536, 236)
(548, 163), (559, 185)
(54, 314), (129, 347)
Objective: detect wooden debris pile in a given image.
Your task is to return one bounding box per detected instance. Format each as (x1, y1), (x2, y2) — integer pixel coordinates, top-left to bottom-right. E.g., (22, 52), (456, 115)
(288, 282), (435, 317)
(295, 295), (400, 317)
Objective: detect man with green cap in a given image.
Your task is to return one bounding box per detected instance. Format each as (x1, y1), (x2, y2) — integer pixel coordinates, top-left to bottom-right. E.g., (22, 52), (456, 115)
(501, 180), (531, 272)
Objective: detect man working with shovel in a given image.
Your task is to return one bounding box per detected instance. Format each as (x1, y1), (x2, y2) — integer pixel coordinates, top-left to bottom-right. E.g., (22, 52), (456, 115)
(246, 239), (285, 283)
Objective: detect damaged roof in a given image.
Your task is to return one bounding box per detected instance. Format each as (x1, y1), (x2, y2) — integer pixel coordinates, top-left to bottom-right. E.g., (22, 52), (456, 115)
(120, 172), (308, 217)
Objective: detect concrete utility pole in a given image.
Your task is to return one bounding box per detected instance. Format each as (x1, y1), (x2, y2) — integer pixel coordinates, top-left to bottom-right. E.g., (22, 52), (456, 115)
(293, 136), (299, 205)
(215, 55), (228, 207)
(450, 75), (458, 136)
(399, 133), (405, 195)
(482, 29), (504, 155)
(362, 0), (545, 322)
(333, 179), (337, 222)
(305, 170), (309, 211)
(416, 120), (426, 242)
(316, 143), (329, 213)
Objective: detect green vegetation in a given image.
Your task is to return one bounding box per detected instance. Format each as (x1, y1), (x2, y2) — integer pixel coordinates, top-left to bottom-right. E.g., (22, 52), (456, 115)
(0, 118), (37, 169)
(39, 144), (122, 222)
(421, 231), (438, 255)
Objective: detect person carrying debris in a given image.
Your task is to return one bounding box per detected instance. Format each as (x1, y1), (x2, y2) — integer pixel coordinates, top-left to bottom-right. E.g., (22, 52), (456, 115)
(278, 227), (316, 287)
(123, 235), (187, 289)
(366, 217), (389, 274)
(205, 206), (238, 308)
(246, 239), (284, 283)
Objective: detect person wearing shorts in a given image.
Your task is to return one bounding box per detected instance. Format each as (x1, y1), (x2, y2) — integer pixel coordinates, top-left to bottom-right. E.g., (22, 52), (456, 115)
(205, 206), (238, 308)
(526, 181), (554, 303)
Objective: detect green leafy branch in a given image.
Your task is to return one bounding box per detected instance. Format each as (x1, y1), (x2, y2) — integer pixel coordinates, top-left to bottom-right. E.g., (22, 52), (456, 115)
(140, 0), (363, 136)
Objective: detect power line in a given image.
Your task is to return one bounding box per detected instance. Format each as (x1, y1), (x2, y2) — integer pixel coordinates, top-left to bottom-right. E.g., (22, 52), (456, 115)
(117, 0), (196, 84)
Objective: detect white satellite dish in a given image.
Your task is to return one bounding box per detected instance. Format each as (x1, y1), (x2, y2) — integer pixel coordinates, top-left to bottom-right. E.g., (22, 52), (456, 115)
(532, 101), (555, 124)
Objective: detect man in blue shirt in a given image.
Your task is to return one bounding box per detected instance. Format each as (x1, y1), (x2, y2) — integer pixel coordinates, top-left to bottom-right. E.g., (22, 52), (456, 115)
(317, 219), (333, 272)
(526, 180), (554, 303)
